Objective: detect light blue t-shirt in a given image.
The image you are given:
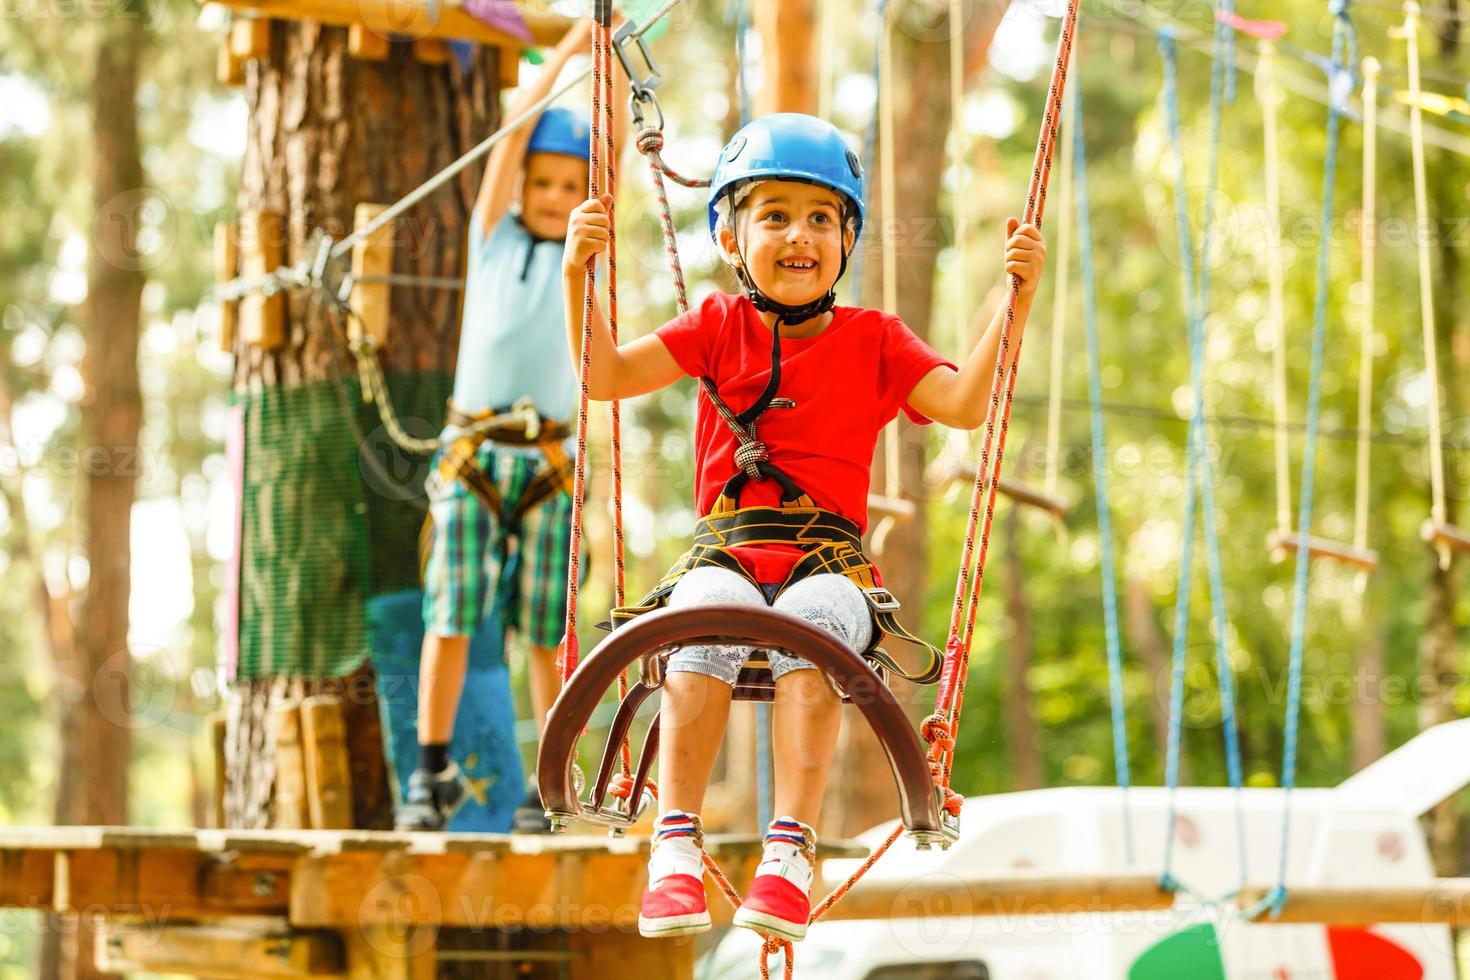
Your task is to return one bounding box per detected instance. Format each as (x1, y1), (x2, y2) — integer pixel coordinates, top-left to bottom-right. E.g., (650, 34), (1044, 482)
(452, 213), (577, 427)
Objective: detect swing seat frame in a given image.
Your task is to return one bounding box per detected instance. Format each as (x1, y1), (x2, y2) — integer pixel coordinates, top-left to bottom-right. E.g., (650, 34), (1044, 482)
(1266, 529), (1380, 572)
(1421, 519), (1470, 557)
(536, 604), (959, 849)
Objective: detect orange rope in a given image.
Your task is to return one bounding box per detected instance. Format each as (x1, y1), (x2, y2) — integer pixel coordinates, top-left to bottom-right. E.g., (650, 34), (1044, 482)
(560, 16), (610, 685)
(931, 0), (1080, 788)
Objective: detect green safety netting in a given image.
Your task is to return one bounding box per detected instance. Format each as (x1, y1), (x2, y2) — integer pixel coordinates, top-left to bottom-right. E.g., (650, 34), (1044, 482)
(233, 371), (451, 680)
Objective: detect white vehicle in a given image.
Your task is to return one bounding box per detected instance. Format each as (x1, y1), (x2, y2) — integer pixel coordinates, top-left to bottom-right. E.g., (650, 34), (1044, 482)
(699, 720), (1470, 979)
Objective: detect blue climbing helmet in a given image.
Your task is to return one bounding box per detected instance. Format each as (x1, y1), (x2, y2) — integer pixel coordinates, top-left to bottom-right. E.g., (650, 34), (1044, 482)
(706, 113), (865, 242)
(527, 106), (592, 161)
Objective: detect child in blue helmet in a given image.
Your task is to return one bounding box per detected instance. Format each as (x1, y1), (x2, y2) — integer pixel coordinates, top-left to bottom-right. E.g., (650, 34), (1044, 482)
(564, 113), (1045, 939)
(400, 17), (628, 832)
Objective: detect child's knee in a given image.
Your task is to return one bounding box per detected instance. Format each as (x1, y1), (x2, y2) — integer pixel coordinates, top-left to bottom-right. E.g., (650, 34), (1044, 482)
(667, 566), (765, 609)
(772, 575), (872, 650)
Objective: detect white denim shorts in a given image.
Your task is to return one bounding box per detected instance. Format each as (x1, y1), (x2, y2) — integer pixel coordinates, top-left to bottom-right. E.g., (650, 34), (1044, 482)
(663, 566), (874, 686)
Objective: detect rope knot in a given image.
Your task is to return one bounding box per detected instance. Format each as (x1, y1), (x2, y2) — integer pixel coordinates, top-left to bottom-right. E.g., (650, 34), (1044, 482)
(941, 787), (965, 817)
(637, 127), (665, 155)
(758, 936), (794, 980)
(733, 439), (770, 477)
(920, 713), (954, 749)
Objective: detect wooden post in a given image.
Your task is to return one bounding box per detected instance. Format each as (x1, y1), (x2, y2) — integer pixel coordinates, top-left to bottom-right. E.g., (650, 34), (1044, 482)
(230, 18), (273, 60)
(498, 47), (520, 90)
(349, 203), (393, 347)
(349, 24), (391, 62)
(300, 695), (355, 829)
(270, 701), (309, 829)
(239, 210), (286, 350)
(209, 712), (228, 828)
(411, 39), (451, 66)
(214, 222), (239, 352)
(217, 43), (246, 86)
(753, 0), (818, 116)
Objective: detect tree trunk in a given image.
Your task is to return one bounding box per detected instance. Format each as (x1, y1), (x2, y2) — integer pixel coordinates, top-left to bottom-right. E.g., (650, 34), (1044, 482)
(223, 25), (502, 830)
(754, 0), (817, 116)
(1124, 574), (1173, 782)
(1349, 621), (1385, 773)
(41, 12), (147, 979)
(834, 0), (1010, 837)
(1002, 504), (1042, 788)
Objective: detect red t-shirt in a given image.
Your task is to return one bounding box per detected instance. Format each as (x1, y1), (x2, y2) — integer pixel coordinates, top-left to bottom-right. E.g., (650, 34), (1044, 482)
(654, 291), (954, 584)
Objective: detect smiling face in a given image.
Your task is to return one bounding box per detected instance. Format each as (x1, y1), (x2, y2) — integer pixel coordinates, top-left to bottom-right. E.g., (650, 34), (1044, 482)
(520, 152), (590, 240)
(717, 179), (856, 310)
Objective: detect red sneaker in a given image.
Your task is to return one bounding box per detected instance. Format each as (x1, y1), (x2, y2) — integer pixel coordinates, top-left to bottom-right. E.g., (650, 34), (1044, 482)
(732, 872), (811, 942)
(638, 873), (711, 938)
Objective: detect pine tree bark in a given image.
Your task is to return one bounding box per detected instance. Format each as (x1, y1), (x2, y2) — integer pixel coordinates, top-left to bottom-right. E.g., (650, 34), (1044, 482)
(222, 25), (503, 830)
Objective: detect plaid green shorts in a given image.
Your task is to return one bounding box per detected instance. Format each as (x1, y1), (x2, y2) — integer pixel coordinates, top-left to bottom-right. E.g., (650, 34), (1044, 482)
(422, 442), (572, 649)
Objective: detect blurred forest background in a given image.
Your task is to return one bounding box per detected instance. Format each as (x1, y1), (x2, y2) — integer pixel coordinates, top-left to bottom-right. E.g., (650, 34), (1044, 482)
(0, 0), (1468, 971)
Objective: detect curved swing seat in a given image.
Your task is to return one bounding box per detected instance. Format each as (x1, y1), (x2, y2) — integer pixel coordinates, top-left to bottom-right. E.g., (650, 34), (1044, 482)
(1266, 529), (1380, 572)
(1420, 520), (1470, 556)
(536, 604), (957, 848)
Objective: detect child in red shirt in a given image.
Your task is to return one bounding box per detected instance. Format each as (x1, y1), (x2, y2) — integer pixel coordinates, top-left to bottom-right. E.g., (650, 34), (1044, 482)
(563, 113), (1045, 942)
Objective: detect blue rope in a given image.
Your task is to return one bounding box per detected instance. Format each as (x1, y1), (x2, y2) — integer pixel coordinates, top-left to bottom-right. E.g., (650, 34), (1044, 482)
(1156, 18), (1249, 899)
(1254, 1), (1358, 922)
(848, 0), (887, 302)
(1073, 61), (1137, 867)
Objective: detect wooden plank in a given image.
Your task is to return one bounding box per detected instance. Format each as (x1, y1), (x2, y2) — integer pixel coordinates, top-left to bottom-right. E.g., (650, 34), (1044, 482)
(230, 17), (274, 59)
(97, 918), (345, 977)
(815, 873), (1174, 922)
(343, 924), (436, 980)
(1237, 880), (1470, 925)
(240, 210), (287, 350)
(1267, 529), (1380, 572)
(290, 836), (858, 929)
(996, 477), (1070, 519)
(349, 203), (393, 346)
(348, 23), (391, 61)
(568, 928), (693, 980)
(271, 700), (309, 829)
(866, 493), (916, 521)
(1421, 519), (1470, 555)
(300, 695), (355, 830)
(0, 848), (54, 908)
(206, 0), (572, 49)
(50, 848), (293, 918)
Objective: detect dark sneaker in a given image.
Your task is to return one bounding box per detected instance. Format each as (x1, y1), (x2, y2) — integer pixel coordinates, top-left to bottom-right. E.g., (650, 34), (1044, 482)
(512, 785), (553, 833)
(395, 762), (469, 831)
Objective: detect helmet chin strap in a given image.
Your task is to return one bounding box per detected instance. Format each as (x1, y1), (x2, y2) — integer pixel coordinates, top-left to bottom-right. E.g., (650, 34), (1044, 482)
(723, 187), (854, 428)
(726, 187), (852, 328)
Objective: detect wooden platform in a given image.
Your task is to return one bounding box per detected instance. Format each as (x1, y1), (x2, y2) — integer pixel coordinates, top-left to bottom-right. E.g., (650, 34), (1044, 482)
(0, 826), (862, 978)
(205, 0), (573, 51)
